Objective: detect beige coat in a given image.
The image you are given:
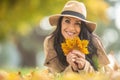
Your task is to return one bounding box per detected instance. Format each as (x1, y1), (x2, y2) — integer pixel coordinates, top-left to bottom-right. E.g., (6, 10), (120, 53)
(44, 34), (110, 73)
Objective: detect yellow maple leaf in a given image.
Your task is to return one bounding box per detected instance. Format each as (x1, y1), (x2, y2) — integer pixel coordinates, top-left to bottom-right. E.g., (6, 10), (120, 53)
(61, 37), (89, 55)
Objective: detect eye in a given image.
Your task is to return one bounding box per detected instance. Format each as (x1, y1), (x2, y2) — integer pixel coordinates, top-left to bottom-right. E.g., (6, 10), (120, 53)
(65, 19), (70, 23)
(75, 22), (81, 26)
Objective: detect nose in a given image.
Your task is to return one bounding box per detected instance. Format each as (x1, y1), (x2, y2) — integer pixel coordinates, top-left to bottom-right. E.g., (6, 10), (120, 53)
(68, 23), (75, 31)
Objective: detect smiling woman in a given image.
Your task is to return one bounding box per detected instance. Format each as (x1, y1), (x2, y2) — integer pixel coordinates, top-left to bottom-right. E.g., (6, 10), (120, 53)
(43, 0), (111, 74)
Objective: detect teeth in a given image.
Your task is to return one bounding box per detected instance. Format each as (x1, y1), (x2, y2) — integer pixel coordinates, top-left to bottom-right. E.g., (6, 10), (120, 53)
(66, 31), (75, 36)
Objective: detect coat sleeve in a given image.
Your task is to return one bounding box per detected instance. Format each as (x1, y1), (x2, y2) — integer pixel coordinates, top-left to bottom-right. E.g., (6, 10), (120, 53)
(64, 60), (94, 73)
(43, 36), (67, 73)
(91, 34), (114, 73)
(43, 36), (50, 56)
(92, 34), (110, 66)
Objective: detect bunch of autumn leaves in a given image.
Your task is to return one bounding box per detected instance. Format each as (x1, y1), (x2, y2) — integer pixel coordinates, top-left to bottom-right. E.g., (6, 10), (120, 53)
(61, 37), (89, 56)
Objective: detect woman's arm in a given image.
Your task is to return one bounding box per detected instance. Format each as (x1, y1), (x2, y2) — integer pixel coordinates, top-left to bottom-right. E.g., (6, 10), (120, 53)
(91, 34), (114, 72)
(44, 36), (67, 73)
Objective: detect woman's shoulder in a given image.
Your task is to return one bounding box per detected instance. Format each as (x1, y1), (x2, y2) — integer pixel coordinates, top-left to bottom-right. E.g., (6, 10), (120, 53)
(44, 35), (54, 48)
(91, 33), (106, 54)
(91, 33), (103, 48)
(44, 35), (54, 43)
(91, 33), (110, 65)
(91, 33), (101, 40)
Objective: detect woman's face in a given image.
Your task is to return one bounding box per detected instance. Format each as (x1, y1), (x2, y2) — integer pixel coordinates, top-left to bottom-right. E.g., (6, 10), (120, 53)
(61, 16), (81, 39)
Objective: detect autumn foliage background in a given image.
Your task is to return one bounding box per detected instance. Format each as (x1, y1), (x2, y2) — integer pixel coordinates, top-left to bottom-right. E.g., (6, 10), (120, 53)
(0, 0), (120, 80)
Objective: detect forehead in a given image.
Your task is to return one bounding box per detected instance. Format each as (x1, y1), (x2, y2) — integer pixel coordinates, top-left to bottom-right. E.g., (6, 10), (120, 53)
(63, 16), (81, 22)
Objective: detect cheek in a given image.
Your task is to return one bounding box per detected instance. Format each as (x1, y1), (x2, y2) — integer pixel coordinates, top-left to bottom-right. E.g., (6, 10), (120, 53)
(76, 27), (81, 34)
(78, 28), (81, 33)
(61, 23), (67, 31)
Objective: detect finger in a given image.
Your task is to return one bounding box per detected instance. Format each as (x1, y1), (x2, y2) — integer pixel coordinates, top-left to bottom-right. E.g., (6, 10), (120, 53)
(71, 62), (78, 71)
(67, 54), (77, 62)
(66, 54), (78, 66)
(75, 58), (86, 69)
(75, 58), (85, 65)
(72, 50), (85, 59)
(67, 55), (79, 70)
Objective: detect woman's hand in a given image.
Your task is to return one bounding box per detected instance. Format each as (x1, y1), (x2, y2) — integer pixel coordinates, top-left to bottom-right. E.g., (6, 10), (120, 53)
(66, 52), (78, 71)
(66, 50), (86, 71)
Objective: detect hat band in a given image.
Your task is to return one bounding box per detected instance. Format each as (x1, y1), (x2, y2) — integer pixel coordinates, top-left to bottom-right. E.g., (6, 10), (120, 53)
(61, 11), (85, 19)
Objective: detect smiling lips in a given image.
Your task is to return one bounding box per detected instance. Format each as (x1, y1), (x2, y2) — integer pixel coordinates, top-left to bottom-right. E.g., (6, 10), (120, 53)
(66, 31), (76, 36)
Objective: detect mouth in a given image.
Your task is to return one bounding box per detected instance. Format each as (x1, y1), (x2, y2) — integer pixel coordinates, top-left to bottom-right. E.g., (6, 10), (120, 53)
(65, 31), (76, 37)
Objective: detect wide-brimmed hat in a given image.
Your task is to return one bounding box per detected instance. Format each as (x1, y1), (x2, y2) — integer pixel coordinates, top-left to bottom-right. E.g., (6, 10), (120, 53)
(49, 0), (96, 33)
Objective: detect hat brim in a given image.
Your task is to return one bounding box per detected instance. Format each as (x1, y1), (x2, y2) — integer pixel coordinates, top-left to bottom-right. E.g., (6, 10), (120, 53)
(49, 14), (96, 33)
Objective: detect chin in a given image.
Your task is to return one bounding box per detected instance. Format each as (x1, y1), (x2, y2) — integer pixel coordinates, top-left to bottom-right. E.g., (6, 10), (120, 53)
(65, 36), (75, 39)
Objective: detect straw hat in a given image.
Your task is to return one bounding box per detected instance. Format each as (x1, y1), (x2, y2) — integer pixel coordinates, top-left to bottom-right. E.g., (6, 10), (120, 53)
(49, 0), (96, 33)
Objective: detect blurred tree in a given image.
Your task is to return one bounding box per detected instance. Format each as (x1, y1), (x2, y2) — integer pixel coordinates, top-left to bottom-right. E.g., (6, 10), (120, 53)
(0, 0), (109, 67)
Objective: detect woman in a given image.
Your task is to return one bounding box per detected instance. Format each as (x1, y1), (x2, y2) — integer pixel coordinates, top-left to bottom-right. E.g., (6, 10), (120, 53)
(44, 0), (110, 73)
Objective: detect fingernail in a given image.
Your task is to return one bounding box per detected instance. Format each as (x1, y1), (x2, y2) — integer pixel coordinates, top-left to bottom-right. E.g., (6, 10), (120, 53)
(72, 59), (75, 61)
